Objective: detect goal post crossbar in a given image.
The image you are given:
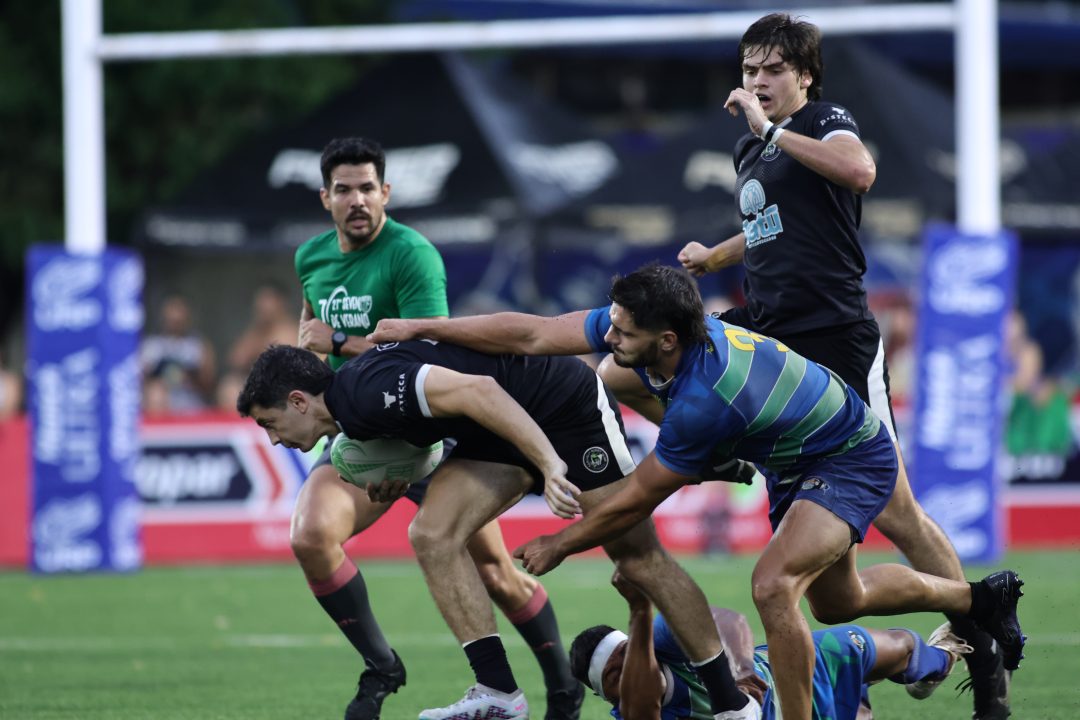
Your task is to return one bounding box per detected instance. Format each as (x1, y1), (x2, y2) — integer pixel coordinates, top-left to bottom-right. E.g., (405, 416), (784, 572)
(94, 5), (956, 61)
(62, 0), (997, 254)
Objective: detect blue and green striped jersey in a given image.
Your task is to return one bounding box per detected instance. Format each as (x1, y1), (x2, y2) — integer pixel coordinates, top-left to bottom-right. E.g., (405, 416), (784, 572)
(753, 626), (877, 720)
(583, 309), (880, 477)
(619, 617), (876, 720)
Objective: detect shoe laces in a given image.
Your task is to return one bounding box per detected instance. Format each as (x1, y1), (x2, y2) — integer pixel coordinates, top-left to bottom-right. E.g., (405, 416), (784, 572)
(932, 631), (975, 663)
(443, 685), (487, 710)
(956, 666), (1009, 716)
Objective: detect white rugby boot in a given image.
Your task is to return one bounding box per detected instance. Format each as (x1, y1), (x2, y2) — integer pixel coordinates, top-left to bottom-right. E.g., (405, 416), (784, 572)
(418, 683), (529, 720)
(906, 622), (975, 700)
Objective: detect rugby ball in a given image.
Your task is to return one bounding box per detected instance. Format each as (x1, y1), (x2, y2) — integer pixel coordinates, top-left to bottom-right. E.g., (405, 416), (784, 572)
(330, 435), (443, 489)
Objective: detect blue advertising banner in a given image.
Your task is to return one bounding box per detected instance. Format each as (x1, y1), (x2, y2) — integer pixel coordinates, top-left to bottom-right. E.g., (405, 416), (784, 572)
(912, 224), (1017, 563)
(26, 246), (144, 573)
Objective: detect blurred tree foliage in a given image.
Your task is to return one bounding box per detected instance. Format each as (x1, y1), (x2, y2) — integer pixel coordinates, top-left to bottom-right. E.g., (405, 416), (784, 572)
(0, 0), (386, 331)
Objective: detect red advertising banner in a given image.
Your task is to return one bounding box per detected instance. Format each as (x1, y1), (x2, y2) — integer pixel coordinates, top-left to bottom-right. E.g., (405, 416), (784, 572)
(1, 409), (1078, 567)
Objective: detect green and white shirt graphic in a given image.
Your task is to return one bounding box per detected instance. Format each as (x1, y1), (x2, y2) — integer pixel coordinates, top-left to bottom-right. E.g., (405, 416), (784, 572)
(295, 216), (448, 370)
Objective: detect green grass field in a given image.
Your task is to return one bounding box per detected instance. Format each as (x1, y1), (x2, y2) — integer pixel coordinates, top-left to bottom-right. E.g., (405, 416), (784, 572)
(1, 550), (1075, 719)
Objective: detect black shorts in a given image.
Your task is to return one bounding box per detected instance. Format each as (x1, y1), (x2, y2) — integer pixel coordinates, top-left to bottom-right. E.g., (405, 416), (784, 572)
(449, 374), (637, 494)
(718, 310), (897, 441)
(309, 375), (635, 500)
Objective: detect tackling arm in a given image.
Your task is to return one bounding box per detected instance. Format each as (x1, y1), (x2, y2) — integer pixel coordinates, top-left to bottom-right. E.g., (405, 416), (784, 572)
(368, 310), (596, 356)
(518, 454), (691, 575)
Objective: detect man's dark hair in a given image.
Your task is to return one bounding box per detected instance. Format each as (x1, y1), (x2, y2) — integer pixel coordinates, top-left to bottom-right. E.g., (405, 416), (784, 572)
(569, 624), (619, 691)
(320, 137), (387, 187)
(739, 13), (824, 102)
(610, 264), (707, 346)
(236, 345), (334, 416)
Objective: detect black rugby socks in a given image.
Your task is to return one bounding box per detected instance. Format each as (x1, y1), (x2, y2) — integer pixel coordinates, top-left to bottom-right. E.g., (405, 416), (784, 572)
(310, 560), (397, 669)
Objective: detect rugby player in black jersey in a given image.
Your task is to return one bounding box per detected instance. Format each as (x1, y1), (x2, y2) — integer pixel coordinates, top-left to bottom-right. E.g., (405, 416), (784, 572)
(238, 343), (761, 720)
(667, 13), (1010, 720)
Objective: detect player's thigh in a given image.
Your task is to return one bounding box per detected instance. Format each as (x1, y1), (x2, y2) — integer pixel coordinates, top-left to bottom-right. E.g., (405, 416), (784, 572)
(755, 499), (854, 598)
(803, 542), (864, 618)
(291, 463), (393, 545)
(411, 458), (532, 542)
(871, 452), (922, 532)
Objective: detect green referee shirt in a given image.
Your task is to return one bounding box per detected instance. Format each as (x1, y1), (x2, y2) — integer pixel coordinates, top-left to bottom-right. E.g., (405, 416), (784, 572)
(295, 216), (449, 370)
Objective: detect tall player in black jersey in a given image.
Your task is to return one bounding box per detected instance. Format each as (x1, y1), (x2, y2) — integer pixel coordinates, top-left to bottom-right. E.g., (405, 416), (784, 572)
(238, 344), (761, 720)
(666, 13), (1009, 720)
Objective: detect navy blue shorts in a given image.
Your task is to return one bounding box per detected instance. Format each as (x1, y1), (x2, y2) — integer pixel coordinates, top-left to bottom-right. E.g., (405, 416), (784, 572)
(767, 425), (897, 541)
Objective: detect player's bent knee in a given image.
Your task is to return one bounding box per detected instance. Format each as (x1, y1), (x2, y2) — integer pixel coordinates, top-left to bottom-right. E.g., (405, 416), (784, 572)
(289, 525), (339, 567)
(750, 572), (801, 614)
(407, 516), (461, 558)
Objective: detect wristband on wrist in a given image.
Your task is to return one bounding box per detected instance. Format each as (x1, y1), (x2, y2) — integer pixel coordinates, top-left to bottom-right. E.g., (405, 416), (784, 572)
(758, 120), (774, 142)
(768, 127), (786, 145)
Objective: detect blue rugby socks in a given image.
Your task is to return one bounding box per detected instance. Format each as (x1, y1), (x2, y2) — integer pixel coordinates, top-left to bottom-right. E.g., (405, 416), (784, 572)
(890, 629), (952, 684)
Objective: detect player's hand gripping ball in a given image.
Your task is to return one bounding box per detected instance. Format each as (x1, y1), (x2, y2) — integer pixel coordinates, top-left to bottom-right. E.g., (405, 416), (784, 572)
(330, 435), (443, 489)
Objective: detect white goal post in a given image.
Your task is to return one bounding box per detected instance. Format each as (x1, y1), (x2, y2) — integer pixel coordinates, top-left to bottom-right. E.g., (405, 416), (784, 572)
(61, 0), (999, 254)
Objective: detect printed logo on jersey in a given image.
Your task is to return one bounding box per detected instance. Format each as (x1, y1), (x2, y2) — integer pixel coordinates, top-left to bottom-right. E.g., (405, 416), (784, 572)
(376, 343), (399, 351)
(760, 141), (782, 162)
(583, 446), (610, 473)
(318, 285), (373, 330)
(800, 477), (830, 492)
(820, 107), (857, 129)
(383, 374), (408, 415)
(739, 179), (783, 249)
(847, 630), (867, 653)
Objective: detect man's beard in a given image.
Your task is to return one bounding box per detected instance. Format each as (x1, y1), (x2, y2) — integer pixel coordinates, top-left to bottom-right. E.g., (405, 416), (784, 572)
(342, 212), (379, 247)
(612, 343), (659, 369)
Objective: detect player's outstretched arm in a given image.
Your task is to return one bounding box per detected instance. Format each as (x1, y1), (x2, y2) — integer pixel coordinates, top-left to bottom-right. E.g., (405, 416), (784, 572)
(422, 366), (578, 515)
(368, 310), (595, 356)
(514, 453), (691, 574)
(612, 572), (664, 720)
(711, 608), (768, 704)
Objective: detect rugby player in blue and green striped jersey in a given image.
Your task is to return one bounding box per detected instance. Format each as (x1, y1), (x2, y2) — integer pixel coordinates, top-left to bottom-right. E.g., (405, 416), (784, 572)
(368, 263), (1026, 720)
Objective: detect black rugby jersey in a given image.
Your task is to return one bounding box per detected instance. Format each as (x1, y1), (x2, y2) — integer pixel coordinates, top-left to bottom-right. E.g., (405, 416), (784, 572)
(324, 340), (602, 449)
(733, 101), (872, 336)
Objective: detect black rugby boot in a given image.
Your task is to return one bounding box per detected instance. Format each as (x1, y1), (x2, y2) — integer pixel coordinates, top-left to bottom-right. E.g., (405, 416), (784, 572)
(545, 682), (585, 720)
(970, 571), (1026, 671)
(344, 650), (407, 720)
